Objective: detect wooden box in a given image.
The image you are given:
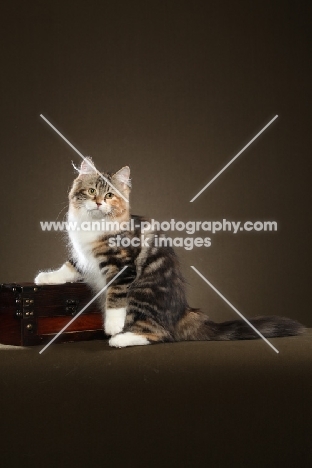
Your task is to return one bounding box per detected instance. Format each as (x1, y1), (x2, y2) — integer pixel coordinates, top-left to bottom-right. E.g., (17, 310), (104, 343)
(0, 282), (105, 346)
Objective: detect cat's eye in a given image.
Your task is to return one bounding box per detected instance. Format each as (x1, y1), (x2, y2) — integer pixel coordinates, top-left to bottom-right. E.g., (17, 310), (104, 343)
(105, 192), (113, 199)
(88, 188), (96, 195)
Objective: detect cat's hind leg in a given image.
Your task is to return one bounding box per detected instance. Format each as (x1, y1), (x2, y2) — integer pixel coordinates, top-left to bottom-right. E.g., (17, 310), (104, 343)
(109, 332), (150, 348)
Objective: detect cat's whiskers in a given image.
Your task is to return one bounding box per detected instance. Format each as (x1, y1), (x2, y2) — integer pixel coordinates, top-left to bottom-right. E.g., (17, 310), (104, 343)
(55, 203), (69, 222)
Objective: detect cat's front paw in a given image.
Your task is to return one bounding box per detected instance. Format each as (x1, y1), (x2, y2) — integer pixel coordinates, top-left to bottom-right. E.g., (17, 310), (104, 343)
(104, 308), (126, 336)
(35, 262), (82, 285)
(35, 271), (66, 285)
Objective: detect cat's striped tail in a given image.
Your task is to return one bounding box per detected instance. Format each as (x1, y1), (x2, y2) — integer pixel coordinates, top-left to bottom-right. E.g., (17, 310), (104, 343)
(174, 309), (305, 342)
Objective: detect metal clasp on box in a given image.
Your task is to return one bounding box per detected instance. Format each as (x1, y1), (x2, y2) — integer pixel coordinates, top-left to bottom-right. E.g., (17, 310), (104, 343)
(14, 287), (37, 319)
(65, 299), (79, 316)
(22, 297), (34, 318)
(15, 297), (34, 318)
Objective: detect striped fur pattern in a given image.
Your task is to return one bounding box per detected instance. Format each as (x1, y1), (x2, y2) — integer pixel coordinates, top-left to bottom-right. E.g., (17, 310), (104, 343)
(36, 158), (305, 348)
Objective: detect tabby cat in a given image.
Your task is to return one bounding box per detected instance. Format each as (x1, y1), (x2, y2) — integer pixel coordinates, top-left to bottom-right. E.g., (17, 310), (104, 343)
(35, 158), (305, 348)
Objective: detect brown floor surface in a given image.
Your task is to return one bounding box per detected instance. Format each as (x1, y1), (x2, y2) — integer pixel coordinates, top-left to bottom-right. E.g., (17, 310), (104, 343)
(1, 330), (312, 467)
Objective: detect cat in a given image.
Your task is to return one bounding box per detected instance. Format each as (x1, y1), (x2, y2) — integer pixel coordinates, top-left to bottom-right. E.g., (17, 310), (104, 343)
(35, 157), (305, 348)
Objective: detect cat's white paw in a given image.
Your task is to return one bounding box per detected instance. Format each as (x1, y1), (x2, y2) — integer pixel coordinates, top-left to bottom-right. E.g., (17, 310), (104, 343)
(35, 262), (81, 285)
(35, 271), (65, 285)
(105, 308), (126, 336)
(109, 332), (150, 348)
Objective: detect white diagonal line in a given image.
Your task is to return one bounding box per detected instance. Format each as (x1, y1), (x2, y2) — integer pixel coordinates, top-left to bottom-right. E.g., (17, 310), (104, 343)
(190, 115), (278, 202)
(39, 266), (128, 354)
(190, 266), (279, 353)
(40, 114), (129, 203)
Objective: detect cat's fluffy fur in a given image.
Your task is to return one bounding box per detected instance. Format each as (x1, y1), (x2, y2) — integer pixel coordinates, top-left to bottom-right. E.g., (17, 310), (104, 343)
(35, 158), (305, 348)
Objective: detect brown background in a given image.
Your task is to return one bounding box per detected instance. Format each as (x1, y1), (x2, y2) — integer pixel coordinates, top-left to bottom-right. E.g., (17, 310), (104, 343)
(1, 3), (312, 468)
(1, 0), (311, 326)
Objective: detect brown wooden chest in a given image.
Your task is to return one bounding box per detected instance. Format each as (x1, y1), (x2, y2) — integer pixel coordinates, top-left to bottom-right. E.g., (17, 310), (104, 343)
(0, 282), (105, 346)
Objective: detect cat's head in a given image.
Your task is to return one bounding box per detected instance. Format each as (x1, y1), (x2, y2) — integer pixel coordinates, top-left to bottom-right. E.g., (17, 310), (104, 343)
(68, 157), (131, 221)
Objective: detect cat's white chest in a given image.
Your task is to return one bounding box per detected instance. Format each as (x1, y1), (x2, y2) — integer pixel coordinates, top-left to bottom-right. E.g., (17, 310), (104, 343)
(69, 229), (97, 263)
(68, 222), (105, 291)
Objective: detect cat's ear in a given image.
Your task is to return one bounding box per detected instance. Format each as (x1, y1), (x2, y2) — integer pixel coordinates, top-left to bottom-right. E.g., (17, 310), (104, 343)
(78, 157), (98, 175)
(113, 166), (131, 188)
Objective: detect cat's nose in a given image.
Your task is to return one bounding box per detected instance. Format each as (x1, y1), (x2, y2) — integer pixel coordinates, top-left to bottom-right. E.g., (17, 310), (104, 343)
(96, 201), (102, 206)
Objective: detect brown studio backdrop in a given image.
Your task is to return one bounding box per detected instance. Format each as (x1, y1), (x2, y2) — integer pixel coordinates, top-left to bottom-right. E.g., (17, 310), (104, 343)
(0, 1), (311, 326)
